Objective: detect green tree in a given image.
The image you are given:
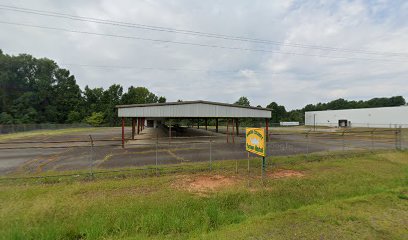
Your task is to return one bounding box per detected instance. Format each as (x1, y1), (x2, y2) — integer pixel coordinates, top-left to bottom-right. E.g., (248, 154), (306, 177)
(53, 68), (83, 123)
(102, 84), (123, 126)
(83, 86), (104, 115)
(234, 96), (252, 126)
(0, 50), (83, 124)
(286, 110), (303, 122)
(158, 96), (166, 103)
(389, 96), (406, 106)
(67, 111), (82, 123)
(121, 86), (160, 104)
(0, 50), (169, 126)
(266, 102), (287, 123)
(0, 112), (13, 124)
(234, 96), (250, 106)
(10, 92), (40, 123)
(85, 112), (104, 126)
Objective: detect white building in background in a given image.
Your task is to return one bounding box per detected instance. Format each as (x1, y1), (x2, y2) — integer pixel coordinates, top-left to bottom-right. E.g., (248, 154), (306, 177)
(305, 105), (408, 128)
(280, 122), (300, 126)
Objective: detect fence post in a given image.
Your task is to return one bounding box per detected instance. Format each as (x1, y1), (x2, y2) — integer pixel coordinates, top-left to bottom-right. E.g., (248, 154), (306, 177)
(168, 119), (172, 145)
(247, 152), (250, 188)
(395, 127), (402, 150)
(209, 138), (212, 171)
(262, 156), (266, 179)
(156, 134), (159, 176)
(399, 126), (403, 150)
(342, 130), (346, 152)
(247, 153), (250, 173)
(306, 130), (310, 158)
(371, 129), (375, 151)
(89, 135), (94, 178)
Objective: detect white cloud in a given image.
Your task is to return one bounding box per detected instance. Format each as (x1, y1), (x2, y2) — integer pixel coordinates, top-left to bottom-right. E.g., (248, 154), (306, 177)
(0, 0), (407, 110)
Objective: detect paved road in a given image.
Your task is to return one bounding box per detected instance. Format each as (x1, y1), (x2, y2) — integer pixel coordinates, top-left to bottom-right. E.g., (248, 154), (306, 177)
(0, 127), (400, 175)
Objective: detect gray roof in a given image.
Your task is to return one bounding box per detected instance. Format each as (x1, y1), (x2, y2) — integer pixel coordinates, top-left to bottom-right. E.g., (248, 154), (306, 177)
(116, 100), (272, 118)
(116, 100), (271, 111)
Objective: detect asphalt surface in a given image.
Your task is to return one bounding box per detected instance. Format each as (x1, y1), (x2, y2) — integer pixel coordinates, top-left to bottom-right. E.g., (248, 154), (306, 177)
(0, 126), (401, 175)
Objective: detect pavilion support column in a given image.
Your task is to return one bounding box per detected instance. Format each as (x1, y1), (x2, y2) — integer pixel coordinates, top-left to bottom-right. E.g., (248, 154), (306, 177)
(121, 117), (125, 148)
(205, 118), (208, 131)
(131, 117), (136, 140)
(235, 119), (239, 136)
(215, 118), (218, 133)
(232, 118), (235, 143)
(265, 118), (269, 142)
(137, 118), (140, 134)
(226, 118), (229, 143)
(197, 118), (200, 129)
(169, 119), (172, 141)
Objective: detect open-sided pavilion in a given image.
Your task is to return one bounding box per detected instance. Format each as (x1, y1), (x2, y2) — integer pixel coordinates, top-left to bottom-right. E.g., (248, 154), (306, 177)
(116, 100), (272, 147)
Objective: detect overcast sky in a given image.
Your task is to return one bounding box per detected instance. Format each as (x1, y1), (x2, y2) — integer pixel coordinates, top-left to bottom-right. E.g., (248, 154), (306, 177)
(0, 0), (407, 109)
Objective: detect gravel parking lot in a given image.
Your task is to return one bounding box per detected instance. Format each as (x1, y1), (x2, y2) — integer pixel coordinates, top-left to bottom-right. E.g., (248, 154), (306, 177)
(0, 126), (400, 175)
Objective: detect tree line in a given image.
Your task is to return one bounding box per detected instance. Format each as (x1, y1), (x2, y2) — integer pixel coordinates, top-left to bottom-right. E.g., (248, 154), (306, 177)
(0, 50), (165, 126)
(0, 50), (405, 125)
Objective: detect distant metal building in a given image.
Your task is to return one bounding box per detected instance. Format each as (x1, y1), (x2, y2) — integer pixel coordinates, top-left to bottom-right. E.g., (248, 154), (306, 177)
(305, 106), (408, 128)
(116, 100), (272, 147)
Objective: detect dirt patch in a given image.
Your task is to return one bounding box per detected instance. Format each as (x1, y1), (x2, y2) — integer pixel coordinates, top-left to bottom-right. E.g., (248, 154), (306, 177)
(173, 174), (239, 194)
(267, 169), (304, 179)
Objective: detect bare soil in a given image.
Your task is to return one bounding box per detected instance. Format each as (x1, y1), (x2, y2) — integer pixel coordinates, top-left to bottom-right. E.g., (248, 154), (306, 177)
(173, 170), (305, 194)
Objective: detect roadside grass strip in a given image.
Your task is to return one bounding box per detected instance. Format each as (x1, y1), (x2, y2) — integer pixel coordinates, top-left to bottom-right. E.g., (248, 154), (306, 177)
(0, 150), (407, 239)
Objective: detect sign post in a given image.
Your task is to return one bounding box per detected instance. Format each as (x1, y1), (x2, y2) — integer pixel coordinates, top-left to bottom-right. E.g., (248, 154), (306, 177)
(246, 128), (267, 177)
(262, 156), (266, 178)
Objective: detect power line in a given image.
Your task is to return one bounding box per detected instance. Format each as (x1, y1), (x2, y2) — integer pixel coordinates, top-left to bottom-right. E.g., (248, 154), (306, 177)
(62, 63), (408, 80)
(60, 63), (286, 75)
(0, 20), (405, 63)
(62, 63), (323, 77)
(55, 63), (394, 81)
(62, 64), (233, 73)
(0, 4), (407, 58)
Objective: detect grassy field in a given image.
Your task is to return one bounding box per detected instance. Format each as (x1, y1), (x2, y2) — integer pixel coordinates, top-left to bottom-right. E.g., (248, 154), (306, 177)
(0, 151), (407, 239)
(0, 127), (99, 141)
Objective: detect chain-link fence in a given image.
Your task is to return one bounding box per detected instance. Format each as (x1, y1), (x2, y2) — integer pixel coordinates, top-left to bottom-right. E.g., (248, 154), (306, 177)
(304, 122), (408, 128)
(0, 127), (405, 182)
(0, 123), (91, 134)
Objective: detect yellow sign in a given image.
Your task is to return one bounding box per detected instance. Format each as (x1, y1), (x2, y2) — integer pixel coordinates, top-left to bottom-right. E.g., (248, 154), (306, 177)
(246, 128), (266, 157)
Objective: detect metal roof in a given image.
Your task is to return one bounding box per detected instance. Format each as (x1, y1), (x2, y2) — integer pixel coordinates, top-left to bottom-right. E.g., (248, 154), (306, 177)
(116, 100), (272, 118)
(116, 100), (271, 111)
